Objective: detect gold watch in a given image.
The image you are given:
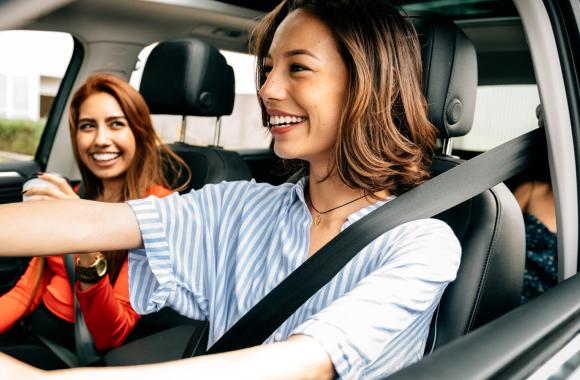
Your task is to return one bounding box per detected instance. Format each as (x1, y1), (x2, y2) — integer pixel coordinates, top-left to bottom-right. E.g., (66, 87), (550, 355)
(75, 253), (108, 283)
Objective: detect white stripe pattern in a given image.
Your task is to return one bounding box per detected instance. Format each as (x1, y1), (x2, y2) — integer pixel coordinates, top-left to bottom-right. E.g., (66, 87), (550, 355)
(127, 178), (461, 379)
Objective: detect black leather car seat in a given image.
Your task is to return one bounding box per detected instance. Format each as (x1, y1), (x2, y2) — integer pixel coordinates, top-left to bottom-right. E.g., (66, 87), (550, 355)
(139, 38), (252, 192)
(409, 12), (525, 352)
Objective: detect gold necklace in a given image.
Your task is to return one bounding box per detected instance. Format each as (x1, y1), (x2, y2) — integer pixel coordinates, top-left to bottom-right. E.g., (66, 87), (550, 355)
(308, 191), (370, 226)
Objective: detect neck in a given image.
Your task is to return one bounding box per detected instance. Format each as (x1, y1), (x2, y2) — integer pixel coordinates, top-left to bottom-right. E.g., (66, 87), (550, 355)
(100, 177), (125, 202)
(306, 167), (390, 223)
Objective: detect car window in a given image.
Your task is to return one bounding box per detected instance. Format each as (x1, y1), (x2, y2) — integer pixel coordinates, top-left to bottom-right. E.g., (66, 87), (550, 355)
(130, 44), (270, 150)
(0, 31), (73, 163)
(454, 84), (540, 152)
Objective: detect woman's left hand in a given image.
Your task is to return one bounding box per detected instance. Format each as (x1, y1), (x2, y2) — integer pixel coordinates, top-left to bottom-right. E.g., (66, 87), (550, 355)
(23, 172), (80, 201)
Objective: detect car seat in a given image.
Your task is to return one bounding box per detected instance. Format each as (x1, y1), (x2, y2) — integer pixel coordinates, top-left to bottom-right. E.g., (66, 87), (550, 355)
(139, 38), (253, 192)
(285, 11), (526, 352)
(409, 12), (526, 352)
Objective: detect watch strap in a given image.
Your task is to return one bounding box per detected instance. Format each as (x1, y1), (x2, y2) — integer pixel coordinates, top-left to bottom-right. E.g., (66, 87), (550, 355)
(75, 265), (104, 283)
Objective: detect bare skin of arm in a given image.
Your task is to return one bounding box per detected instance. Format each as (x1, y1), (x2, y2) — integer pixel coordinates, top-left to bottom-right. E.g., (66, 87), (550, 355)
(18, 173), (131, 290)
(0, 200), (142, 257)
(0, 335), (334, 380)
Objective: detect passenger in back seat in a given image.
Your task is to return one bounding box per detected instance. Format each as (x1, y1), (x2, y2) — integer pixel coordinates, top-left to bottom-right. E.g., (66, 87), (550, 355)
(0, 74), (188, 369)
(513, 132), (557, 303)
(0, 1), (461, 379)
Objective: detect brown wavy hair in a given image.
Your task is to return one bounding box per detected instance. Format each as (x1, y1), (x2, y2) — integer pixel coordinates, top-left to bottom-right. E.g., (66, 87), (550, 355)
(252, 0), (437, 196)
(68, 73), (190, 282)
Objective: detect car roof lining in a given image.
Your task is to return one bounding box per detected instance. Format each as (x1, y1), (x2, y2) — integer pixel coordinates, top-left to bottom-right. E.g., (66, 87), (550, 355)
(17, 0), (261, 52)
(8, 0), (536, 85)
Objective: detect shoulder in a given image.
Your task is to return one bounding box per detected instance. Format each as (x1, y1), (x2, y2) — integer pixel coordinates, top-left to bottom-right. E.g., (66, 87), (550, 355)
(385, 218), (461, 267)
(146, 185), (173, 198)
(513, 181), (534, 211)
(197, 179), (296, 203)
(390, 217), (458, 240)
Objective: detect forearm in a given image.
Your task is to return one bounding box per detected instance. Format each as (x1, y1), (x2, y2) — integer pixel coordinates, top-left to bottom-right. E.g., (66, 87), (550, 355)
(48, 335), (334, 380)
(0, 200), (142, 257)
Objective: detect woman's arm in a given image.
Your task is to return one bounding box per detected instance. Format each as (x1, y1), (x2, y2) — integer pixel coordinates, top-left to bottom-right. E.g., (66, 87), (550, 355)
(6, 335), (330, 380)
(0, 200), (142, 257)
(0, 257), (48, 333)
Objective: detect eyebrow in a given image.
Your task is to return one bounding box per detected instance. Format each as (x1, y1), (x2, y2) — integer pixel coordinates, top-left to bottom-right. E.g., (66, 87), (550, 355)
(77, 115), (127, 123)
(266, 49), (321, 61)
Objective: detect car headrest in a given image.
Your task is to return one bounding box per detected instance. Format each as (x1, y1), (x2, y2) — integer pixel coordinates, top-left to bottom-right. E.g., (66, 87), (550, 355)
(140, 38), (235, 117)
(408, 12), (477, 139)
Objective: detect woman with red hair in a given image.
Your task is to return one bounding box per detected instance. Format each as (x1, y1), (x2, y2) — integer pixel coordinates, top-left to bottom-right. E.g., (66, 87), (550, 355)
(0, 73), (188, 369)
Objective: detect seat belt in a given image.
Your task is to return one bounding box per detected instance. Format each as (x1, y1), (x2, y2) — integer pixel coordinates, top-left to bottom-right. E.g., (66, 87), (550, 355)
(31, 255), (100, 368)
(58, 181), (101, 366)
(203, 127), (540, 355)
(63, 254), (101, 365)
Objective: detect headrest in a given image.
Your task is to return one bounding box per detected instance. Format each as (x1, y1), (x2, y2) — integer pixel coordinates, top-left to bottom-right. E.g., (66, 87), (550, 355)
(140, 38), (235, 117)
(408, 12), (478, 139)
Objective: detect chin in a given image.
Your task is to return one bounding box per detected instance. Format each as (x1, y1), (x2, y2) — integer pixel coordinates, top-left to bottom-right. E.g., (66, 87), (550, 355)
(89, 168), (124, 180)
(274, 148), (298, 160)
(273, 142), (302, 160)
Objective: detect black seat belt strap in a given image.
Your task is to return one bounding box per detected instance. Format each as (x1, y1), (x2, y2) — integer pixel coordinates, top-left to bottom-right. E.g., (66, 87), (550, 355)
(205, 128), (540, 355)
(63, 254), (101, 365)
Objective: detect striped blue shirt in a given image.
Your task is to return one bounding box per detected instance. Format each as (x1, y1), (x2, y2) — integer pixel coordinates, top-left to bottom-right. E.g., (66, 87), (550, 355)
(127, 178), (461, 379)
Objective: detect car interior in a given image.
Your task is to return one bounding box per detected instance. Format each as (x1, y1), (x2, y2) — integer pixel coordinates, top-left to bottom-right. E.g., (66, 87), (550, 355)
(0, 0), (579, 378)
(139, 37), (253, 191)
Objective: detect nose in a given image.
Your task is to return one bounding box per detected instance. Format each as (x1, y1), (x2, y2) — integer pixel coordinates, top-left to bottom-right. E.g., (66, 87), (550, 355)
(94, 124), (111, 146)
(259, 68), (286, 105)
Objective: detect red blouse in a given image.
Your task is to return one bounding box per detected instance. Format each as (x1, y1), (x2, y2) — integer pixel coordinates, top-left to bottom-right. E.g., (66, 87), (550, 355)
(0, 185), (172, 350)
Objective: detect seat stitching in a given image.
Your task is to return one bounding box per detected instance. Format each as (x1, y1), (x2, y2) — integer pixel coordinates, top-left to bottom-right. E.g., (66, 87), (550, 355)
(465, 187), (502, 333)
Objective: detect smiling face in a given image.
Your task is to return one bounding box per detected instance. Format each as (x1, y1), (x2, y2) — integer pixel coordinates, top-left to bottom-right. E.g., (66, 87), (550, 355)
(75, 92), (136, 188)
(259, 9), (349, 167)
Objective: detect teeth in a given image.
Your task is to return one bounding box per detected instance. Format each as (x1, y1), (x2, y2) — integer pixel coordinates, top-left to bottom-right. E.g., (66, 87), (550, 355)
(92, 153), (120, 161)
(268, 115), (306, 126)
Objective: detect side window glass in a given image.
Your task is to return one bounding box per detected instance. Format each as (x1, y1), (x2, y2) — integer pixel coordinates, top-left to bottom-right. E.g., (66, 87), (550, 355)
(454, 84), (540, 152)
(130, 45), (270, 150)
(0, 31), (73, 163)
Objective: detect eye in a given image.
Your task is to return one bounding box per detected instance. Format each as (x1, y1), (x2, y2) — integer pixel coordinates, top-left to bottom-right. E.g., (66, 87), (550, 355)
(77, 122), (94, 131)
(290, 63), (308, 73)
(110, 119), (126, 128)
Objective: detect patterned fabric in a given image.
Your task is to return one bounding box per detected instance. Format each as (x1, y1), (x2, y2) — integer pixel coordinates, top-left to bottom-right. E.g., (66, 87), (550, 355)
(127, 178), (461, 379)
(521, 212), (558, 303)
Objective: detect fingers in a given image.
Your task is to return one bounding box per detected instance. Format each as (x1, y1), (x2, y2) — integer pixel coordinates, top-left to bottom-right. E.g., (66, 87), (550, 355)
(23, 185), (79, 201)
(37, 173), (77, 197)
(21, 194), (56, 202)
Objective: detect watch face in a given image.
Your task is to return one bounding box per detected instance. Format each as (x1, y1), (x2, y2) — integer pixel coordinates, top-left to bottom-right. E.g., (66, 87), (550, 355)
(95, 257), (108, 277)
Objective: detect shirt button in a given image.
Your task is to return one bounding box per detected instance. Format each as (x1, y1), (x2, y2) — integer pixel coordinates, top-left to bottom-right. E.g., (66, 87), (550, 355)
(274, 333), (283, 341)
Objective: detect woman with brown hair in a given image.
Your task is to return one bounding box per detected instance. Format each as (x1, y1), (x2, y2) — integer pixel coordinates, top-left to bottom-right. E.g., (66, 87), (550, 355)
(0, 1), (459, 378)
(0, 73), (187, 370)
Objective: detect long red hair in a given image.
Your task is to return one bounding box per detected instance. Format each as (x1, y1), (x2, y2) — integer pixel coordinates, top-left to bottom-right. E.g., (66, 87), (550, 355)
(67, 73), (190, 282)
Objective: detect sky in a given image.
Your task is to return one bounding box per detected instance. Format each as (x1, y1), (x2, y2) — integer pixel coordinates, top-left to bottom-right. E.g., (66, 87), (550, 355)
(0, 30), (73, 77)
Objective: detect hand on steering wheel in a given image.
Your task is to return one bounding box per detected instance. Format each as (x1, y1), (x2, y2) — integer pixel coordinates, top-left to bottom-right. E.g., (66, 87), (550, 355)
(22, 172), (80, 201)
